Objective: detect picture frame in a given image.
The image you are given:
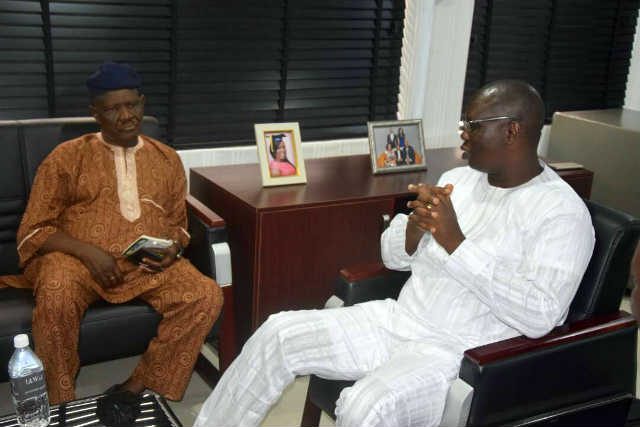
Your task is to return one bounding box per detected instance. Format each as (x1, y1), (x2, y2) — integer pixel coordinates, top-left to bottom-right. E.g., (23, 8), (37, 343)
(367, 119), (427, 175)
(255, 122), (307, 187)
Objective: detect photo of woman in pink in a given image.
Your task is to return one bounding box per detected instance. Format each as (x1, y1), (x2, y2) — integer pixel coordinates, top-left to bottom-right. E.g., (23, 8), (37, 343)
(268, 133), (297, 177)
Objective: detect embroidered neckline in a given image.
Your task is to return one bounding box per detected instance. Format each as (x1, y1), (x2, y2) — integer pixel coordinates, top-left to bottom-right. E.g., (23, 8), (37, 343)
(97, 132), (144, 152)
(96, 132), (143, 222)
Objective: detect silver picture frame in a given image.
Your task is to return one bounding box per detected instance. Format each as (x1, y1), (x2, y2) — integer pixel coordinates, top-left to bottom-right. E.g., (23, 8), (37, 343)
(367, 119), (427, 175)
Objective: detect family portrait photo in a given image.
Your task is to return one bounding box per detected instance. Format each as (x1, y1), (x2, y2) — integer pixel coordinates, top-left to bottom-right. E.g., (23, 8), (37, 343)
(368, 119), (426, 174)
(255, 122), (307, 186)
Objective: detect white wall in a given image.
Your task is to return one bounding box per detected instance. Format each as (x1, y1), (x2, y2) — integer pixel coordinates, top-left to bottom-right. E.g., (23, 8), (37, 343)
(398, 0), (435, 121)
(178, 137), (369, 175)
(624, 13), (640, 111)
(398, 0), (474, 150)
(420, 0), (475, 149)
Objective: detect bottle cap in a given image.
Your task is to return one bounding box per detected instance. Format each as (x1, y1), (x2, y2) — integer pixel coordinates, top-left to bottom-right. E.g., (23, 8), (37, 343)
(13, 334), (29, 348)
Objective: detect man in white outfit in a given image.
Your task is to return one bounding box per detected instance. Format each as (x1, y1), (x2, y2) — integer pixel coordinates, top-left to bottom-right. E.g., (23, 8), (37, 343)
(194, 80), (595, 427)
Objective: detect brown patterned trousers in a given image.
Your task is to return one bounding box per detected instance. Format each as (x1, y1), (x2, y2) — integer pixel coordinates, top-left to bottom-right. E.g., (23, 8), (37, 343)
(26, 252), (223, 405)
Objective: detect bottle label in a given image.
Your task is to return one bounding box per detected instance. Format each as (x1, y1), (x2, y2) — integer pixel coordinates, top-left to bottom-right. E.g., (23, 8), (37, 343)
(10, 372), (46, 401)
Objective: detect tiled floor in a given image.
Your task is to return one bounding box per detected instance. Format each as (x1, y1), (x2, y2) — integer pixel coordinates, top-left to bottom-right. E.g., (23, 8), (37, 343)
(1, 296), (637, 426)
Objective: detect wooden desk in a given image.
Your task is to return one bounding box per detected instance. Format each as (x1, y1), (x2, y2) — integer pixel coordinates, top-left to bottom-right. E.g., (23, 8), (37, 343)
(554, 167), (593, 199)
(190, 147), (593, 342)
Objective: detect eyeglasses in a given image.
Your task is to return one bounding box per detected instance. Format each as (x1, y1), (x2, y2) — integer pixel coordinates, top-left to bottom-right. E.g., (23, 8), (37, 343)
(458, 116), (518, 133)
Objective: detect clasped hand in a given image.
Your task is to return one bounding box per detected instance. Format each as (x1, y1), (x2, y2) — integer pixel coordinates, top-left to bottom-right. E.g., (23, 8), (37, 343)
(406, 183), (465, 254)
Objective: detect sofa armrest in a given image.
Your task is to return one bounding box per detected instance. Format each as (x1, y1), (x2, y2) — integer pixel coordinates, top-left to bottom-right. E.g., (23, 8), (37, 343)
(463, 311), (636, 364)
(186, 195), (228, 281)
(335, 262), (410, 306)
(460, 311), (638, 426)
(186, 195), (238, 370)
(186, 195), (225, 229)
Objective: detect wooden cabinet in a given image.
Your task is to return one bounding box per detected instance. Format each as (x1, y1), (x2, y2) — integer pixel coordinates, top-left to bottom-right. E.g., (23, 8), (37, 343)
(257, 198), (394, 317)
(189, 148), (593, 343)
(555, 168), (593, 199)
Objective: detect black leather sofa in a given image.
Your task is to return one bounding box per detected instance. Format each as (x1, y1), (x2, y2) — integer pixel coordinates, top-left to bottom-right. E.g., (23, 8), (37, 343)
(0, 117), (233, 383)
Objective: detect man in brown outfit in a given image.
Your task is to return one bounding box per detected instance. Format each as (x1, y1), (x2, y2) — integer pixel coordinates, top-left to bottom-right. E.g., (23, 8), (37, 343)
(14, 62), (223, 404)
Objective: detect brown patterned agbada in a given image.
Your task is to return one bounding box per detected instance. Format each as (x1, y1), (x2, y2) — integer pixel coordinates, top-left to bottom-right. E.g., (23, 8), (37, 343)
(12, 132), (223, 404)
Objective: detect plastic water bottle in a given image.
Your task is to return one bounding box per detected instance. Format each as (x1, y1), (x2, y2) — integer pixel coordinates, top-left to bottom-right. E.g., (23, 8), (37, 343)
(8, 334), (50, 427)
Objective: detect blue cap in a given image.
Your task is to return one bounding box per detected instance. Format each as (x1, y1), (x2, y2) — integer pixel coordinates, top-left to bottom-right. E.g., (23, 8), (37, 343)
(86, 62), (141, 96)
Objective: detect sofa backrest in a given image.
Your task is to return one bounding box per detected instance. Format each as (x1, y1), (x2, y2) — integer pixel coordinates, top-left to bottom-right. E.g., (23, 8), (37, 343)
(0, 117), (161, 275)
(567, 199), (640, 322)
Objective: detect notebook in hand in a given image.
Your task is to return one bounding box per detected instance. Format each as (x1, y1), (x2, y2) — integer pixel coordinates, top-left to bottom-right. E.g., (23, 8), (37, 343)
(122, 235), (174, 264)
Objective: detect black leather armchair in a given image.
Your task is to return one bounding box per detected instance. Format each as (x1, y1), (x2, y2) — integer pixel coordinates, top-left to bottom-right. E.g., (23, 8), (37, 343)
(0, 117), (236, 384)
(302, 199), (640, 426)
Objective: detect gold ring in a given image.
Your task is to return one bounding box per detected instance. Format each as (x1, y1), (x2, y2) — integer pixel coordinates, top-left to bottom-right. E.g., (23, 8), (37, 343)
(424, 202), (432, 210)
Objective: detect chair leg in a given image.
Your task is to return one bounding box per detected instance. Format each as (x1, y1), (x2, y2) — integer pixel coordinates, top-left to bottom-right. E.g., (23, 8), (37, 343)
(194, 353), (220, 389)
(300, 384), (322, 427)
(195, 285), (236, 390)
(218, 284), (238, 372)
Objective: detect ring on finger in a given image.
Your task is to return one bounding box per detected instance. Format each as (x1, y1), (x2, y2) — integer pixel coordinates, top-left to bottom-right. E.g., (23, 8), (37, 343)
(423, 201), (433, 210)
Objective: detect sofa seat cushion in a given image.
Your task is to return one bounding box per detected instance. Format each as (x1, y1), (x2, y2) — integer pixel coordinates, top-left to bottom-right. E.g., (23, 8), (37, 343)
(0, 287), (162, 382)
(0, 288), (33, 337)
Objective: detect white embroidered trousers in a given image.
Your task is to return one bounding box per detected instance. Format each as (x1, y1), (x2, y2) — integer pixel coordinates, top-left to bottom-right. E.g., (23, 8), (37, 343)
(194, 299), (462, 427)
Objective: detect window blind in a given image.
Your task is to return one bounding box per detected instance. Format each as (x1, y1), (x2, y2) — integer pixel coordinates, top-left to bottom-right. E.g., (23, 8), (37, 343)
(464, 0), (639, 120)
(48, 0), (171, 138)
(172, 0), (284, 148)
(282, 0), (404, 142)
(172, 0), (405, 148)
(545, 0), (639, 114)
(0, 1), (406, 148)
(0, 1), (49, 120)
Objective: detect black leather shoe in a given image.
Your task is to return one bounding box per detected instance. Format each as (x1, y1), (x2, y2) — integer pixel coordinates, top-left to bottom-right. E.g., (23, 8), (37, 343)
(96, 384), (142, 427)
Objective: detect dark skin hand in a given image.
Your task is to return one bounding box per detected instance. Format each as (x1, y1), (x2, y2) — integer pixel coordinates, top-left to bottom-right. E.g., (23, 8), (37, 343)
(41, 232), (182, 286)
(139, 243), (181, 273)
(405, 183), (465, 255)
(40, 231), (124, 289)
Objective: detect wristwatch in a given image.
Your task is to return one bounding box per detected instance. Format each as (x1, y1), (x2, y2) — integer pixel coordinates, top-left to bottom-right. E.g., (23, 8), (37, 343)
(173, 240), (184, 259)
